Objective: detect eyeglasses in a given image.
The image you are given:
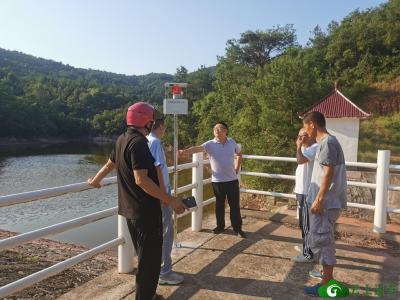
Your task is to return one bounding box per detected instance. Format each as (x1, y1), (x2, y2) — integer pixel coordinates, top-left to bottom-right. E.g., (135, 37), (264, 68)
(297, 135), (308, 138)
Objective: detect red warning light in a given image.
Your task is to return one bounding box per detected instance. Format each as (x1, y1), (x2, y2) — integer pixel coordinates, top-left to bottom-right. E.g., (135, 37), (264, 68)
(171, 85), (183, 95)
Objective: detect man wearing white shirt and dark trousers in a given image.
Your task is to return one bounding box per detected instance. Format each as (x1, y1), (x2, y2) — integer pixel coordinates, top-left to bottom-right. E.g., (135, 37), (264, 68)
(179, 122), (245, 238)
(293, 128), (318, 263)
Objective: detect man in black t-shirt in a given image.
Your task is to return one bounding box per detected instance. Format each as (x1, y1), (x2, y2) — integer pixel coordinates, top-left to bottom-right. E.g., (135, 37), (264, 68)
(88, 102), (186, 300)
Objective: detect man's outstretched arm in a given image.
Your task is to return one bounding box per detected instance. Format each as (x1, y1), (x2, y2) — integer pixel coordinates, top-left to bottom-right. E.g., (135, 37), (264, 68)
(178, 146), (205, 157)
(87, 159), (115, 188)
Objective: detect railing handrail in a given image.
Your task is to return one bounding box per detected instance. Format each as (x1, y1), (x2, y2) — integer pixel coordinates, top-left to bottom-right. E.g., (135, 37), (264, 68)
(242, 154), (297, 163)
(0, 237), (124, 298)
(241, 188), (376, 211)
(0, 207), (117, 251)
(0, 179), (201, 210)
(1, 155), (399, 211)
(167, 161), (198, 173)
(0, 159), (211, 209)
(1, 156), (399, 211)
(0, 177), (117, 208)
(240, 171), (378, 189)
(242, 154), (400, 171)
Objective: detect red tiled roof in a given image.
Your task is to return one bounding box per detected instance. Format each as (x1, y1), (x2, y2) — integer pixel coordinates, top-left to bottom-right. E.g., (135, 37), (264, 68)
(300, 89), (370, 118)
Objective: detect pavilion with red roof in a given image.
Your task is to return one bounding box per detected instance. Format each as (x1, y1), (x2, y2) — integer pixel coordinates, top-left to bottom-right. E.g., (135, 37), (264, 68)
(300, 82), (370, 162)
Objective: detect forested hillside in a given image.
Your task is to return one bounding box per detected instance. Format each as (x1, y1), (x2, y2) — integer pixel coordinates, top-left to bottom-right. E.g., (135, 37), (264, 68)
(0, 48), (177, 137)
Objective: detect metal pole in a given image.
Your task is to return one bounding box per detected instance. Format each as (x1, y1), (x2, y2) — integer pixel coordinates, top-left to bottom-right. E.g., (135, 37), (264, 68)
(173, 114), (178, 198)
(373, 150), (390, 233)
(173, 113), (179, 247)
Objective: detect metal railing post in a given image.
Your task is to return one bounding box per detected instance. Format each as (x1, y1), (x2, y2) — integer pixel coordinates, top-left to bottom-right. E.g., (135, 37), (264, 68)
(118, 215), (135, 273)
(373, 150), (390, 233)
(192, 152), (203, 231)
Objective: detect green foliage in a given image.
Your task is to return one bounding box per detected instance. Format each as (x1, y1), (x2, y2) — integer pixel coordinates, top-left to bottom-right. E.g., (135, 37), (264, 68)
(91, 107), (127, 136)
(359, 113), (400, 163)
(191, 0), (400, 192)
(0, 48), (173, 138)
(225, 25), (296, 67)
(324, 0), (400, 83)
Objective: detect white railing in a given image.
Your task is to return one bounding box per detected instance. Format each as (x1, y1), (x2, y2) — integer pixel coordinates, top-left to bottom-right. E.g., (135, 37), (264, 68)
(0, 150), (399, 298)
(0, 152), (213, 298)
(0, 208), (117, 251)
(241, 150), (400, 234)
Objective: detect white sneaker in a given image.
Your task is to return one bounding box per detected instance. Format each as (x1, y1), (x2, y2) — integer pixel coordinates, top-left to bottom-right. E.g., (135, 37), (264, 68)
(294, 244), (303, 252)
(292, 255), (315, 263)
(159, 271), (184, 285)
(309, 270), (323, 279)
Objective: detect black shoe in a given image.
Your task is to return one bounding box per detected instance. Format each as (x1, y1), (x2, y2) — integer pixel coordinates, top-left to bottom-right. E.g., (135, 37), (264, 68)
(235, 229), (246, 238)
(213, 226), (225, 234)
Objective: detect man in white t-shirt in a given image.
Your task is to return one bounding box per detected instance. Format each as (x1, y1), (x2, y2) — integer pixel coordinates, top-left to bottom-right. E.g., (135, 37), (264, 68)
(179, 121), (245, 238)
(292, 128), (318, 263)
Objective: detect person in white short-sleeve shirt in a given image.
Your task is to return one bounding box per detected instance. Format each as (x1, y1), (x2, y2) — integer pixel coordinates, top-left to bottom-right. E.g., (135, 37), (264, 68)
(292, 128), (318, 263)
(179, 121), (245, 238)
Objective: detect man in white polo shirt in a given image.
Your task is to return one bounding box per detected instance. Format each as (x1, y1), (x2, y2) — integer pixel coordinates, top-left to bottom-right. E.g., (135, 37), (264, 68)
(179, 121), (245, 238)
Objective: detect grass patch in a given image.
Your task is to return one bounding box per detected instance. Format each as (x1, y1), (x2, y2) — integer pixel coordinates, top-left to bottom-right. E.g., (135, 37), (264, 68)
(358, 113), (400, 164)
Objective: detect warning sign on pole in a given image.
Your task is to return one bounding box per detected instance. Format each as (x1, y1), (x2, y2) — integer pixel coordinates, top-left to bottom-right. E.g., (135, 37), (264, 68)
(163, 98), (188, 114)
(163, 82), (188, 114)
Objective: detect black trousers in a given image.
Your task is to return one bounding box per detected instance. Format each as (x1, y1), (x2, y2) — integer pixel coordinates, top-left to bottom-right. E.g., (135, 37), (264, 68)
(212, 180), (242, 231)
(126, 218), (162, 300)
(296, 193), (313, 259)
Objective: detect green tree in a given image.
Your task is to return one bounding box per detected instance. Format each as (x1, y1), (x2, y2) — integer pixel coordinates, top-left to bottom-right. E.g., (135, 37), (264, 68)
(225, 25), (297, 67)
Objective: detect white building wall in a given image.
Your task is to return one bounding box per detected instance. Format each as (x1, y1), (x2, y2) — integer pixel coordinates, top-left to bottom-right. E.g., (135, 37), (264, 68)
(325, 118), (360, 162)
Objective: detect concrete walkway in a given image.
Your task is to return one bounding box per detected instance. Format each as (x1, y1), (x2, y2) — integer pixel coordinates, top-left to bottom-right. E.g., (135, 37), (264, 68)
(58, 212), (400, 300)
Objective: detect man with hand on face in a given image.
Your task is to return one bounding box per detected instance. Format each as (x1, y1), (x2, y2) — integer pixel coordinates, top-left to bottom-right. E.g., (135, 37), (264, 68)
(292, 128), (318, 264)
(88, 102), (186, 300)
(179, 121), (245, 238)
(301, 111), (347, 297)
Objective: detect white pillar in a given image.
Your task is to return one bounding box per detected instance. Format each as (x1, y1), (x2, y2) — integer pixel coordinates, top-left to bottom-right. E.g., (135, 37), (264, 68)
(192, 152), (203, 231)
(373, 150), (390, 233)
(118, 215), (135, 273)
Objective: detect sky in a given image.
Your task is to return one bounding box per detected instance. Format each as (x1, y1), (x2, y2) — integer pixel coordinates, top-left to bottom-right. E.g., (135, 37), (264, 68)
(0, 0), (386, 76)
